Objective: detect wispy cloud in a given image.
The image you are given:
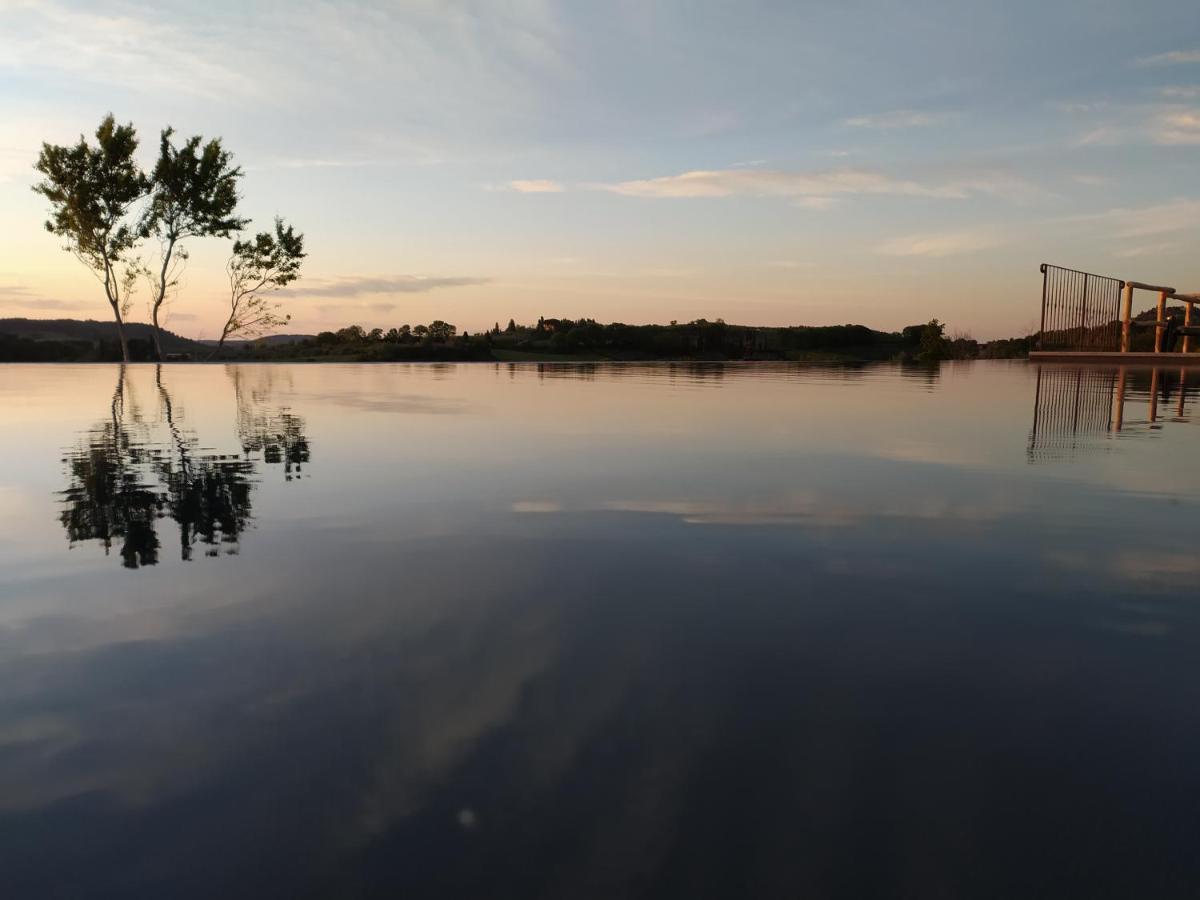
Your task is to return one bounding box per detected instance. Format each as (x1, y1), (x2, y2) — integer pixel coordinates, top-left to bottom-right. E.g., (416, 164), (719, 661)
(283, 275), (491, 298)
(1050, 100), (1108, 114)
(1114, 241), (1180, 258)
(877, 230), (1002, 258)
(1075, 125), (1126, 146)
(0, 284), (87, 312)
(1160, 85), (1200, 99)
(593, 166), (1045, 206)
(269, 158), (373, 169)
(511, 500), (563, 513)
(314, 302), (399, 316)
(1157, 109), (1200, 144)
(1062, 198), (1200, 239)
(1135, 49), (1200, 67)
(842, 109), (942, 129)
(1, 2), (265, 101)
(508, 179), (564, 193)
(595, 167), (1009, 201)
(792, 196), (839, 211)
(0, 298), (87, 312)
(1070, 105), (1200, 147)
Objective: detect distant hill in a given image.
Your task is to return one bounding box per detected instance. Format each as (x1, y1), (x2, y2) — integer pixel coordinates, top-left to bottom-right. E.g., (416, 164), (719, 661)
(0, 317), (207, 354)
(196, 334), (315, 347)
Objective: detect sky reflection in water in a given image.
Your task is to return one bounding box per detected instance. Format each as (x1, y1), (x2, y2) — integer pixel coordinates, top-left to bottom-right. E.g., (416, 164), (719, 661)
(1, 361), (1199, 899)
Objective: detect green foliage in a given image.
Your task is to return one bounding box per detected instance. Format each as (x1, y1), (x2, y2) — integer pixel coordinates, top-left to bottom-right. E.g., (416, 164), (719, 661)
(213, 218), (305, 354)
(916, 319), (951, 362)
(32, 114), (147, 360)
(230, 218), (305, 288)
(144, 128), (247, 242)
(33, 114), (146, 272)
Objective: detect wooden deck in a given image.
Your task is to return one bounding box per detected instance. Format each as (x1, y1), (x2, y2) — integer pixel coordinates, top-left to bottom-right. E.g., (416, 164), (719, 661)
(1030, 351), (1200, 365)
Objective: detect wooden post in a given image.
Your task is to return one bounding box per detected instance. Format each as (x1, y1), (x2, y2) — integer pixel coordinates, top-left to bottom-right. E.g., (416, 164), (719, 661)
(1185, 302), (1194, 354)
(1113, 367), (1126, 431)
(1120, 282), (1134, 352)
(1154, 290), (1168, 352)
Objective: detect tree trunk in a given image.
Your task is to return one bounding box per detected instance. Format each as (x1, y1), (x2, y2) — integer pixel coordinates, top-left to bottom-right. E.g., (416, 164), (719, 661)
(150, 237), (176, 362)
(150, 303), (164, 360)
(207, 312), (236, 362)
(103, 259), (131, 363)
(110, 299), (131, 363)
(150, 304), (164, 361)
(206, 333), (228, 363)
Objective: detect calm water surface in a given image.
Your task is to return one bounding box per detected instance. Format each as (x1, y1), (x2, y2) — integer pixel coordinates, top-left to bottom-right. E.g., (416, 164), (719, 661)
(1, 361), (1199, 898)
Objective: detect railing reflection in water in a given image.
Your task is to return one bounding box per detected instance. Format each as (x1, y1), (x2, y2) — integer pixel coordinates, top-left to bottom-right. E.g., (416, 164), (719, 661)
(1029, 365), (1197, 461)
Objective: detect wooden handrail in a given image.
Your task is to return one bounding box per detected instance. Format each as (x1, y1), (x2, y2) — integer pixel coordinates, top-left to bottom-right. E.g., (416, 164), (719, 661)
(1127, 280), (1176, 293)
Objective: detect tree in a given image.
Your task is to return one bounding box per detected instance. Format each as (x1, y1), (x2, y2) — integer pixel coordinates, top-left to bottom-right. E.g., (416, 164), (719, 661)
(428, 320), (456, 342)
(211, 218), (305, 358)
(916, 319), (951, 362)
(33, 114), (148, 362)
(143, 128), (248, 360)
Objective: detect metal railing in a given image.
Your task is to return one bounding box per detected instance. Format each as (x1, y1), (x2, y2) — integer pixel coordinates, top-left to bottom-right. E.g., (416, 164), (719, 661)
(1037, 264), (1125, 352)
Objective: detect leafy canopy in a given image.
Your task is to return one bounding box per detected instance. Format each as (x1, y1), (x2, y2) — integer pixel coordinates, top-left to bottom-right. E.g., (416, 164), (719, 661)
(230, 218), (306, 293)
(143, 127), (248, 242)
(32, 114), (146, 272)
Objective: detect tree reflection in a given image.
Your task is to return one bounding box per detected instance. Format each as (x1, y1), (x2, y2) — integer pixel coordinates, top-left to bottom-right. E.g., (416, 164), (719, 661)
(59, 365), (310, 567)
(59, 367), (162, 568)
(155, 366), (254, 559)
(230, 367), (309, 480)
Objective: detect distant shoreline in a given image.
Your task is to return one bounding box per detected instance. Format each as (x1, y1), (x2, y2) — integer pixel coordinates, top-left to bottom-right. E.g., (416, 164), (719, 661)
(1, 317), (1032, 364)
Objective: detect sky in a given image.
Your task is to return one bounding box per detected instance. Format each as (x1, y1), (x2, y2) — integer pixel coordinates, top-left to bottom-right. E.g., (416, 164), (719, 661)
(1, 0), (1199, 340)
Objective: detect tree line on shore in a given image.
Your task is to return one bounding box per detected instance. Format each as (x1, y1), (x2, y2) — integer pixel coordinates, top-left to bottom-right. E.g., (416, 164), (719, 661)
(197, 317), (1030, 363)
(0, 314), (1030, 363)
(32, 114), (305, 362)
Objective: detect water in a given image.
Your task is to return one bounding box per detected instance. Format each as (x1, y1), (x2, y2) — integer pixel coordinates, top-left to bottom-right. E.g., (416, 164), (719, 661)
(1, 361), (1199, 898)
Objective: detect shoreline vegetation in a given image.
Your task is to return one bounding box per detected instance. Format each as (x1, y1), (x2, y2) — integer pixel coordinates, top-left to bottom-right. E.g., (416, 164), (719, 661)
(1, 316), (1032, 364)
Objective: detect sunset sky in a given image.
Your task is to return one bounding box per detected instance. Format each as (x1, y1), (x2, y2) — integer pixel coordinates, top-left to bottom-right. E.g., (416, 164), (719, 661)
(2, 0), (1199, 339)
